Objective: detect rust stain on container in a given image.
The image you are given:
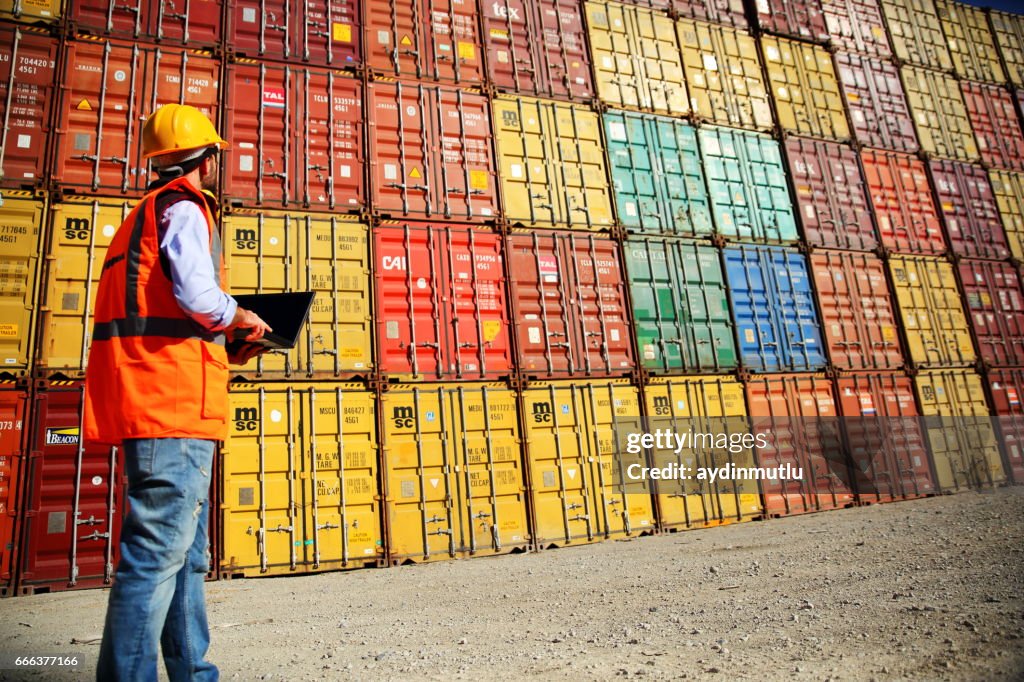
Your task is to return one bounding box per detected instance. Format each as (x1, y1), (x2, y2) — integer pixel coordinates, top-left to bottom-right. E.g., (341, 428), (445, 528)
(930, 161), (1009, 261)
(961, 82), (1024, 173)
(368, 82), (498, 223)
(958, 259), (1024, 367)
(836, 51), (918, 153)
(785, 136), (876, 251)
(935, 0), (1005, 83)
(761, 36), (848, 141)
(483, 0), (594, 101)
(811, 250), (904, 371)
(986, 367), (1024, 484)
(0, 25), (58, 189)
(834, 372), (934, 503)
(881, 0), (951, 71)
(71, 0), (223, 47)
(506, 231), (634, 379)
(901, 65), (978, 163)
(861, 149), (945, 255)
(754, 0), (829, 43)
(822, 0), (891, 58)
(223, 61), (364, 211)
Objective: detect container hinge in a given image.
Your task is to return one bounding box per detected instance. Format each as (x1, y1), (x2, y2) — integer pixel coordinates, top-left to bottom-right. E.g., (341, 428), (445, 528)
(429, 528), (452, 536)
(318, 522), (339, 531)
(426, 514), (446, 524)
(567, 502), (583, 511)
(267, 524), (292, 533)
(570, 514), (590, 522)
(77, 514), (103, 526)
(80, 530), (110, 542)
(314, 348), (337, 356)
(473, 511), (491, 520)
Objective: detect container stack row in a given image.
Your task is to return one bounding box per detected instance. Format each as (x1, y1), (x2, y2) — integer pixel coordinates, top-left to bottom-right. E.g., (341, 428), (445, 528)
(0, 0), (1022, 594)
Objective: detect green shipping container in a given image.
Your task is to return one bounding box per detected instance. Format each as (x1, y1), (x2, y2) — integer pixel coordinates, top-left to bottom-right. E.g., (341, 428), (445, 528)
(603, 111), (714, 237)
(624, 238), (736, 374)
(698, 126), (799, 243)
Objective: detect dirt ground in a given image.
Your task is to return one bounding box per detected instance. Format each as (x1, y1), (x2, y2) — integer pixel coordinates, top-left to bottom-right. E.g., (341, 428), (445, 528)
(1, 486), (1022, 681)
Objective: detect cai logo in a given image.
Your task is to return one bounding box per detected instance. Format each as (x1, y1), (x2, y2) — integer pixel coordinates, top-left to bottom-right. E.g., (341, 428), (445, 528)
(45, 427), (80, 446)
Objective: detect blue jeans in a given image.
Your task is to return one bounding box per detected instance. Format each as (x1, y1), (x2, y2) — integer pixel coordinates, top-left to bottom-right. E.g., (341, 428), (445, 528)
(97, 438), (219, 682)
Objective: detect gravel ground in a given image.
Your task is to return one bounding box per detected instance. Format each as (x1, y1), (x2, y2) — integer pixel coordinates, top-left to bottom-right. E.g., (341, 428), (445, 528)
(1, 486), (1022, 681)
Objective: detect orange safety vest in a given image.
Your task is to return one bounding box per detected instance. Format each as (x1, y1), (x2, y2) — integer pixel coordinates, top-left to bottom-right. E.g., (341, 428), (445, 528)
(83, 177), (230, 446)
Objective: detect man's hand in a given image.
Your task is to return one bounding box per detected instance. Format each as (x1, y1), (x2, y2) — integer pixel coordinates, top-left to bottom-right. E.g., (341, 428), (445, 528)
(229, 306), (272, 341)
(228, 342), (268, 366)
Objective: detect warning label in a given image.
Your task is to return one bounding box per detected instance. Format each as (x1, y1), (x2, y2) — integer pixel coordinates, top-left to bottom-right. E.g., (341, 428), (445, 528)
(332, 23), (352, 43)
(76, 99), (92, 111)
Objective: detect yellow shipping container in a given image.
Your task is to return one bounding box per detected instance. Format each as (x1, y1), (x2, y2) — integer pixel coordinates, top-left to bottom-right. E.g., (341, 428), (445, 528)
(222, 210), (372, 378)
(888, 256), (975, 368)
(901, 65), (979, 163)
(935, 0), (1005, 84)
(0, 192), (43, 372)
(881, 0), (952, 71)
(36, 197), (132, 376)
(522, 379), (653, 548)
(644, 376), (763, 531)
(586, 0), (688, 117)
(914, 370), (1004, 492)
(0, 0), (61, 23)
(991, 10), (1024, 88)
(761, 37), (849, 141)
(676, 20), (773, 131)
(989, 170), (1024, 262)
(492, 95), (613, 229)
(381, 382), (529, 564)
(220, 383), (382, 577)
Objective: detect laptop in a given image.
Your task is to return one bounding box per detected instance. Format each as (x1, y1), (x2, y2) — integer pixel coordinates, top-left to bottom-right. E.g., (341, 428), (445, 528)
(228, 292), (315, 350)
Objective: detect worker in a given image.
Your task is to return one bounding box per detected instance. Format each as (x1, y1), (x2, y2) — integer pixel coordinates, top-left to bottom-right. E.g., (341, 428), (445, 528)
(83, 103), (271, 681)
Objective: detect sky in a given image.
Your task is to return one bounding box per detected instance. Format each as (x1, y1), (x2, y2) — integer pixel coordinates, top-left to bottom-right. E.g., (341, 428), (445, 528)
(959, 0), (1023, 13)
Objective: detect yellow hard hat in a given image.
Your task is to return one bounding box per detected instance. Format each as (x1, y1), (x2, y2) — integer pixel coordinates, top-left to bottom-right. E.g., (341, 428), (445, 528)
(141, 103), (229, 159)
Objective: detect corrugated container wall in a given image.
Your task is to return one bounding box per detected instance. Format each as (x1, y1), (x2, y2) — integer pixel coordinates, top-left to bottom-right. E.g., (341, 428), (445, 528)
(51, 39), (220, 197)
(483, 0), (594, 101)
(860, 149), (945, 255)
(0, 194), (44, 373)
(0, 25), (58, 189)
(603, 112), (712, 237)
(506, 232), (635, 379)
(222, 61), (364, 211)
(835, 52), (918, 153)
(761, 37), (849, 141)
(784, 137), (876, 251)
(723, 245), (827, 373)
(493, 95), (613, 229)
(822, 0), (891, 58)
(881, 0), (952, 71)
(957, 259), (1024, 367)
(367, 82), (498, 223)
(364, 0), (481, 82)
(930, 161), (1009, 261)
(585, 1), (688, 116)
(624, 238), (736, 374)
(960, 82), (1024, 172)
(224, 0), (360, 66)
(0, 0), (61, 24)
(0, 382), (28, 595)
(753, 0), (829, 43)
(986, 368), (1024, 483)
(988, 170), (1024, 262)
(991, 10), (1024, 88)
(934, 0), (1005, 84)
(901, 65), (978, 163)
(70, 0), (223, 48)
(676, 20), (773, 132)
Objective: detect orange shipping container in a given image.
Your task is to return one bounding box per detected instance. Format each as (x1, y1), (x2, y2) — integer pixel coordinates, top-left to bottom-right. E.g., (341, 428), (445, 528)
(861, 149), (945, 255)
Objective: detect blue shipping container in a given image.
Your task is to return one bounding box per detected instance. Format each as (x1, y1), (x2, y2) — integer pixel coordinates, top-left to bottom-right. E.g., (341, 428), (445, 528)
(723, 245), (827, 372)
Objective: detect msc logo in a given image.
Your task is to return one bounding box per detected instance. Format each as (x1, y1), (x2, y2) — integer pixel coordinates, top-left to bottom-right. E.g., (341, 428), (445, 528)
(653, 396), (671, 416)
(234, 228), (257, 251)
(381, 256), (407, 271)
(531, 401), (552, 423)
(45, 426), (80, 446)
(392, 406), (415, 429)
(234, 406), (259, 432)
(65, 217), (90, 241)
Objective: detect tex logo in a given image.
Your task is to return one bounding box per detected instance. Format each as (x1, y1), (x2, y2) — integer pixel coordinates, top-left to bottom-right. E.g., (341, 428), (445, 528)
(45, 426), (80, 446)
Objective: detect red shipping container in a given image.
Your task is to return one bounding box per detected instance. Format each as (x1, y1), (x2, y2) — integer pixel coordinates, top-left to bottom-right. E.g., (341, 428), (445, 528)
(365, 0), (484, 83)
(834, 372), (934, 503)
(822, 0), (891, 58)
(958, 259), (1024, 367)
(0, 25), (58, 189)
(222, 61), (364, 211)
(51, 39), (220, 197)
(506, 231), (634, 379)
(785, 137), (875, 251)
(811, 251), (904, 371)
(836, 52), (918, 153)
(754, 0), (829, 43)
(861, 149), (945, 254)
(0, 382), (28, 596)
(929, 160), (1010, 261)
(986, 368), (1024, 483)
(224, 0), (361, 67)
(961, 81), (1024, 172)
(673, 0), (747, 28)
(69, 0), (222, 47)
(482, 0), (594, 101)
(17, 381), (125, 594)
(367, 82), (498, 223)
(745, 374), (855, 516)
(374, 223), (512, 380)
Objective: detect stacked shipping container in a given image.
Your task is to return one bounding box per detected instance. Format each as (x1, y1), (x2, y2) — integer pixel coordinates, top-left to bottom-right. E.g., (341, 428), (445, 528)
(0, 0), (1020, 594)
